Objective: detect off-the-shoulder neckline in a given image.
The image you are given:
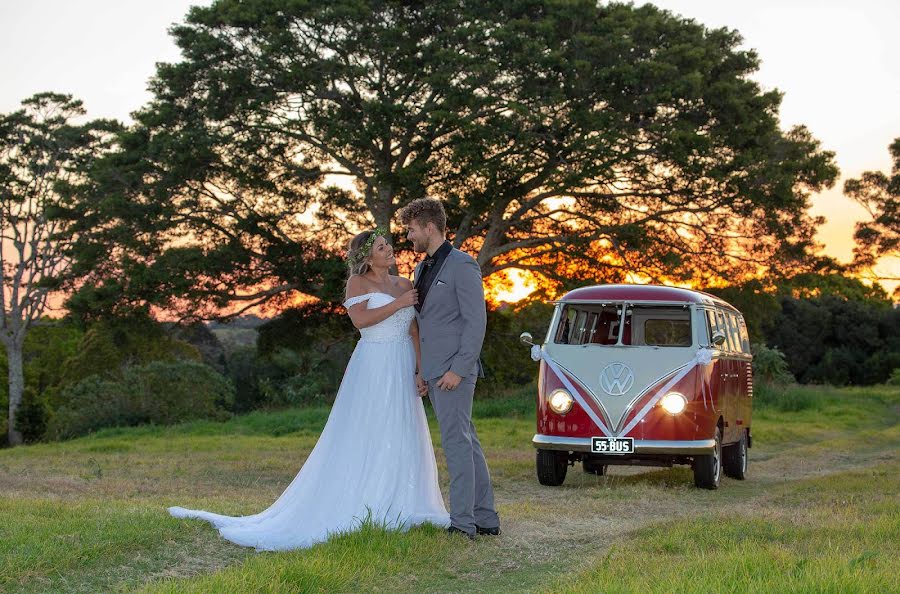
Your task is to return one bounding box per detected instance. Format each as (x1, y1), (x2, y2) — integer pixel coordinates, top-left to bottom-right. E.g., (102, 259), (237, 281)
(343, 291), (397, 303)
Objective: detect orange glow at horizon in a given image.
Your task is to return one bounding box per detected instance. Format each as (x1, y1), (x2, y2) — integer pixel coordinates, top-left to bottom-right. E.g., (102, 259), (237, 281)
(624, 271), (697, 290)
(485, 268), (539, 305)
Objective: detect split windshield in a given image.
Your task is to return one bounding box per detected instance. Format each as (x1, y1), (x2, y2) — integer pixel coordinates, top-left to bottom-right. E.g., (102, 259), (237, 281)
(553, 303), (692, 347)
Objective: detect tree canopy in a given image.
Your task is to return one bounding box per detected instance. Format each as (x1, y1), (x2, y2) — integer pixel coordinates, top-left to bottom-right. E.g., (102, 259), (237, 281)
(0, 92), (120, 444)
(0, 93), (120, 336)
(65, 0), (839, 319)
(843, 136), (899, 288)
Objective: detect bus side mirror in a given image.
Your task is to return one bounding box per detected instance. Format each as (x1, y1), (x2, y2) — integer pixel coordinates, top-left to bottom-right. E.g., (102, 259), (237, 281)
(712, 332), (726, 346)
(519, 332), (534, 346)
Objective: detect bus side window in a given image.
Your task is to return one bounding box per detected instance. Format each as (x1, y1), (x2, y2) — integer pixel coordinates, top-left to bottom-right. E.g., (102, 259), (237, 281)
(726, 313), (742, 354)
(556, 308), (573, 343)
(738, 317), (751, 354)
(585, 311), (599, 344)
(716, 310), (734, 352)
(572, 310), (585, 344)
(704, 310), (715, 346)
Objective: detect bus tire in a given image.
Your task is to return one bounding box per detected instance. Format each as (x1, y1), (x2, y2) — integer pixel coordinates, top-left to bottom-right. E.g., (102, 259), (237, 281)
(536, 449), (568, 486)
(693, 426), (722, 490)
(723, 430), (748, 480)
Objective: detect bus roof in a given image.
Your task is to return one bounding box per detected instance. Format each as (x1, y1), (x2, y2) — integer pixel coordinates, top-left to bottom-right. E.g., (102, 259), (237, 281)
(558, 284), (739, 311)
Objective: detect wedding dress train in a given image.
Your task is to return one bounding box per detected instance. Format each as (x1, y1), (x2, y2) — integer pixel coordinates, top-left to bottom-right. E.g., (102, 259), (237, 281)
(168, 292), (450, 551)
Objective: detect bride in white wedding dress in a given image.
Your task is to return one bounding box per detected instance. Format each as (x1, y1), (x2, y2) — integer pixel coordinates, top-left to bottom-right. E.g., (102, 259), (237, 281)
(168, 229), (450, 551)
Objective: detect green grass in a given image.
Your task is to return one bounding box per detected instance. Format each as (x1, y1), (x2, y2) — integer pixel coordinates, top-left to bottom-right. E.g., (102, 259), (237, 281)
(546, 463), (900, 593)
(141, 520), (459, 594)
(754, 381), (824, 412)
(1, 383), (897, 593)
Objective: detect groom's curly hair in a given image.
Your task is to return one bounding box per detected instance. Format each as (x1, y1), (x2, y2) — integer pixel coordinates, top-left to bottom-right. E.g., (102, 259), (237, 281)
(398, 197), (447, 233)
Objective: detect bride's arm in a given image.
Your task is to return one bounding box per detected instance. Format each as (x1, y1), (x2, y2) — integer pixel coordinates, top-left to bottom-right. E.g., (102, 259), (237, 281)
(345, 275), (402, 329)
(409, 317), (423, 374)
(400, 276), (423, 372)
(399, 277), (425, 381)
(346, 300), (401, 329)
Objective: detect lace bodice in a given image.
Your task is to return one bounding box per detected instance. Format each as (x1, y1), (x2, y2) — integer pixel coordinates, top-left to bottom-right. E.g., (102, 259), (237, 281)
(343, 292), (415, 343)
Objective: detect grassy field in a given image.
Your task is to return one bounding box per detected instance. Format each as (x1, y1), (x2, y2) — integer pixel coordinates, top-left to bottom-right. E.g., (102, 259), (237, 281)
(1, 383), (897, 593)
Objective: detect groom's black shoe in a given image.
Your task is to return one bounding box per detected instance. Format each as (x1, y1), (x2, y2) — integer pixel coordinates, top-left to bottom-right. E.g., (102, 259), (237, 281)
(447, 526), (475, 541)
(475, 524), (501, 536)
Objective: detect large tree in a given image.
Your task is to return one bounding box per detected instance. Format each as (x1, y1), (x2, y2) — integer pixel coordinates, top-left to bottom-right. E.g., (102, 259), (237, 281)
(66, 0), (838, 318)
(0, 93), (119, 445)
(843, 137), (899, 289)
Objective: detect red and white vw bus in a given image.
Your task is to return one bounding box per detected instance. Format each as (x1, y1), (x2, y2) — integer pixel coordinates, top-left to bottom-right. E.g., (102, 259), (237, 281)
(522, 284), (753, 489)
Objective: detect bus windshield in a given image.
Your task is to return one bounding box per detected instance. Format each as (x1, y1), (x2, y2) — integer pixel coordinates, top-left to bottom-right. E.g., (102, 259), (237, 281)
(554, 303), (692, 347)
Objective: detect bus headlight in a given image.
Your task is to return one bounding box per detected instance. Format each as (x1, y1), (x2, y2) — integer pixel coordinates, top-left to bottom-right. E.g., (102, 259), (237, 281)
(660, 392), (687, 415)
(548, 389), (574, 414)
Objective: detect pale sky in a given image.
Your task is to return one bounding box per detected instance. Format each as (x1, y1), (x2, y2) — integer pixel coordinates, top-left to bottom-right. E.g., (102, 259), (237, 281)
(2, 0), (897, 293)
(650, 0), (899, 293)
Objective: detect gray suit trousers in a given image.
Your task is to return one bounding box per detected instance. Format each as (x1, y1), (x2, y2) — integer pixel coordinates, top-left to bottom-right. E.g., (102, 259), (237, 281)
(428, 375), (499, 534)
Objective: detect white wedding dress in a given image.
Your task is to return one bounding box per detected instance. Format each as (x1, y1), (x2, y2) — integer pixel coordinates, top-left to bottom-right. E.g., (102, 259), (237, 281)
(168, 292), (450, 551)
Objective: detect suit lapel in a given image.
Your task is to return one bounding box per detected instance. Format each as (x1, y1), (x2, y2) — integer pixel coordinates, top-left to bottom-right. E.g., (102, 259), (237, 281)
(422, 249), (454, 315)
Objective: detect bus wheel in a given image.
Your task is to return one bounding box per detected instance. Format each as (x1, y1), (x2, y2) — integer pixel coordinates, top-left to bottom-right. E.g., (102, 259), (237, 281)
(693, 426), (722, 490)
(536, 449), (568, 486)
(723, 430), (748, 480)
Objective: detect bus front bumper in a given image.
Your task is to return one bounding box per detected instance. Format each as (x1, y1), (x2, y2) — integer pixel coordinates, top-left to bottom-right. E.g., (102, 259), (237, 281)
(532, 434), (716, 455)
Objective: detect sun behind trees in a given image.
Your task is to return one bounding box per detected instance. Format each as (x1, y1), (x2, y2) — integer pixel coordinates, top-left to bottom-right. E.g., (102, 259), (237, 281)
(59, 0), (838, 320)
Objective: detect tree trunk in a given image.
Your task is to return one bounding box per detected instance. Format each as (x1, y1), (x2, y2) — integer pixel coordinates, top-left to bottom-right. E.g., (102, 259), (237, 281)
(372, 186), (393, 234)
(6, 343), (24, 446)
(372, 187), (399, 275)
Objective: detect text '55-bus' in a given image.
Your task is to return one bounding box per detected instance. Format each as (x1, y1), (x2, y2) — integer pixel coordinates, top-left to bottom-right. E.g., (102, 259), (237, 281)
(522, 284), (753, 489)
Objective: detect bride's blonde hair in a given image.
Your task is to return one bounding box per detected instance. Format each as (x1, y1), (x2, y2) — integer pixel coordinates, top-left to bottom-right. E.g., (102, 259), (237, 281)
(346, 228), (386, 277)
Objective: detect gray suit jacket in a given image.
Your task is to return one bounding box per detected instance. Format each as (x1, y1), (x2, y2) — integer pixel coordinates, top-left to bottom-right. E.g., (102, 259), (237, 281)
(414, 248), (487, 381)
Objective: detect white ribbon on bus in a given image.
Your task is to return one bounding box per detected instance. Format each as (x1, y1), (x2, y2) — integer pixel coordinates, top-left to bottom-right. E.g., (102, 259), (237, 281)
(531, 345), (612, 437)
(532, 345), (714, 438)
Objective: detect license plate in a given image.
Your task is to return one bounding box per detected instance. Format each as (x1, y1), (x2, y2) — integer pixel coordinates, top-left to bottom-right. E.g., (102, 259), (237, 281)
(591, 437), (634, 455)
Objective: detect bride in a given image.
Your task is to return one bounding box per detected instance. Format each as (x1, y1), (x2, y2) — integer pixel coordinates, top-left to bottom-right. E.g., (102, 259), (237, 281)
(168, 228), (450, 551)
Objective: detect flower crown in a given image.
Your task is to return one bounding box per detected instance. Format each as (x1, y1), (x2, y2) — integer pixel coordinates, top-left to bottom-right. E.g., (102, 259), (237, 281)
(347, 227), (388, 268)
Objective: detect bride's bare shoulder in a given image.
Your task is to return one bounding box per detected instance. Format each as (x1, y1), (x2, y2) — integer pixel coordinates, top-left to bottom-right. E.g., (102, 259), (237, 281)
(345, 274), (372, 299)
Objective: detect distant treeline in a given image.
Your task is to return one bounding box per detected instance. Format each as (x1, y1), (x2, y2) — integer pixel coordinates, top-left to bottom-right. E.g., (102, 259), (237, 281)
(1, 273), (896, 445)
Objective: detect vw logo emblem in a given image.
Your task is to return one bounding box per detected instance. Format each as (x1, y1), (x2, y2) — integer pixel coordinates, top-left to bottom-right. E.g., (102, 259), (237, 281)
(599, 362), (634, 396)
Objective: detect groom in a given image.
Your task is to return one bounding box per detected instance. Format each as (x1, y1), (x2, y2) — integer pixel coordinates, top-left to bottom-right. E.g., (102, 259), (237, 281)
(400, 197), (501, 540)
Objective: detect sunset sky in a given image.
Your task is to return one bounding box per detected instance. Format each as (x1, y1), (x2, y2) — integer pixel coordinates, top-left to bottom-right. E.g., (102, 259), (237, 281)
(2, 0), (897, 301)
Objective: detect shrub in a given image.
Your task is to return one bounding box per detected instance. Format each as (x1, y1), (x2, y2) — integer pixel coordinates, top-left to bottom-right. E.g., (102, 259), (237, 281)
(59, 314), (201, 387)
(887, 368), (900, 386)
(749, 343), (821, 411)
(257, 347), (341, 407)
(0, 320), (82, 442)
(862, 350), (900, 385)
(768, 293), (898, 385)
(751, 343), (795, 385)
(47, 360), (233, 440)
(166, 321), (228, 373)
(480, 300), (555, 390)
(253, 304), (357, 407)
(15, 388), (48, 444)
(225, 345), (264, 413)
